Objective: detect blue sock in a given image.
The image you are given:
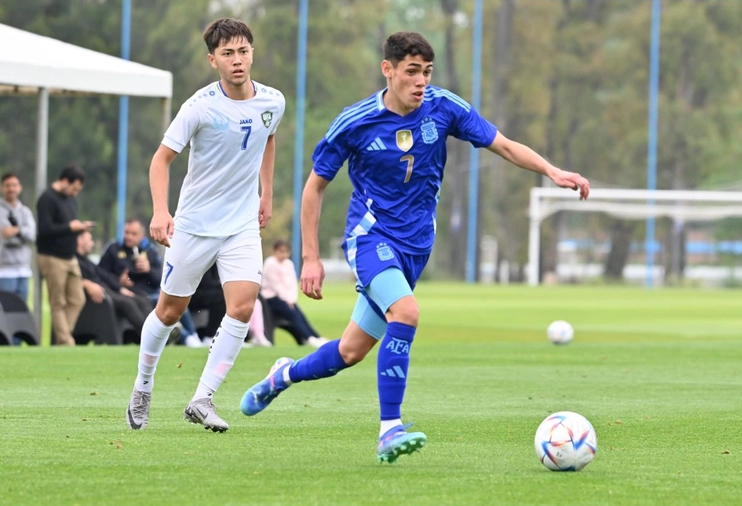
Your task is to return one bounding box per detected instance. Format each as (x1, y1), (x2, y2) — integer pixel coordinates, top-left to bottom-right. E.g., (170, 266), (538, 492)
(288, 339), (349, 383)
(377, 322), (416, 421)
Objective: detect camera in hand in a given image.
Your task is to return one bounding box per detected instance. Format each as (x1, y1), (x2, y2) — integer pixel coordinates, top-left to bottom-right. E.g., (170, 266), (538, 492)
(7, 212), (18, 227)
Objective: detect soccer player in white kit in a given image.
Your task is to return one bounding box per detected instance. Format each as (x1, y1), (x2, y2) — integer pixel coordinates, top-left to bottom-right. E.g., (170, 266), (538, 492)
(126, 18), (285, 432)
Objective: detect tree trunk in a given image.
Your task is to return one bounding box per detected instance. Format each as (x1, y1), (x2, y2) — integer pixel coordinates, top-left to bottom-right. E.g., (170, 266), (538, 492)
(486, 0), (515, 278)
(604, 219), (635, 280)
(440, 0), (466, 278)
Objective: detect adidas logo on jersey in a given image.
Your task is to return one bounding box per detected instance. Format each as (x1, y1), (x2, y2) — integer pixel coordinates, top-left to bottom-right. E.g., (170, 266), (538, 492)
(365, 137), (387, 151)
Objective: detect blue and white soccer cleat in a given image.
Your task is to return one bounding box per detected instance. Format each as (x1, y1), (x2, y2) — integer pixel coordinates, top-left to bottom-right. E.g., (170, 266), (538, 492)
(377, 423), (427, 463)
(240, 357), (294, 416)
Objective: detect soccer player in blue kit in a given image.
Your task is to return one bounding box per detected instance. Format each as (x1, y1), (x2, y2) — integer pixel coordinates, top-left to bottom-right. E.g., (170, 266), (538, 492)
(241, 31), (590, 463)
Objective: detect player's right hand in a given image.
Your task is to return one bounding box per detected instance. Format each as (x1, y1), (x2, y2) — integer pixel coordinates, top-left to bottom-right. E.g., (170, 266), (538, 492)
(300, 258), (326, 300)
(150, 211), (174, 247)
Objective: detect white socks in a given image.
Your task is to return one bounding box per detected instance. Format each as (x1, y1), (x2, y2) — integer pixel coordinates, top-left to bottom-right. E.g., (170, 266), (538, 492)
(134, 312), (175, 393)
(380, 419), (402, 437)
(192, 314), (248, 401)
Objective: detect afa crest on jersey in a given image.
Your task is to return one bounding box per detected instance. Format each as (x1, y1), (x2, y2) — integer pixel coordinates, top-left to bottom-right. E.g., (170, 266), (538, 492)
(396, 130), (413, 152)
(421, 118), (438, 144)
(376, 242), (395, 261)
(261, 111), (273, 128)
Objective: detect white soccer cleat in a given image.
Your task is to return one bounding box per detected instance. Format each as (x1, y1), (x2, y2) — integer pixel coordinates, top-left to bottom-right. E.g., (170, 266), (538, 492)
(126, 388), (151, 430)
(183, 398), (229, 432)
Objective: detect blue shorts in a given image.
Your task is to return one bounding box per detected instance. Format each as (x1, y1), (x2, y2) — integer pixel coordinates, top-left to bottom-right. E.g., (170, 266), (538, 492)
(344, 235), (430, 340)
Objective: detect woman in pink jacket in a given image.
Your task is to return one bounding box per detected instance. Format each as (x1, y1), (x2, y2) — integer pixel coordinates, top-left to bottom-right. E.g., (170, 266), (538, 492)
(261, 239), (328, 348)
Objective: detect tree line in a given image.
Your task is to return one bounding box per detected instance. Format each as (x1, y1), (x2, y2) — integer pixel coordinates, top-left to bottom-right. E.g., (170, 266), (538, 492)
(1, 0), (740, 281)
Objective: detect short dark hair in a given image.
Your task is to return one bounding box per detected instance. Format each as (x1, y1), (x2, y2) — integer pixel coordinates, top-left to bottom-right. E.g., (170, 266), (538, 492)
(59, 164), (85, 184)
(383, 32), (435, 66)
(203, 18), (254, 54)
(1, 173), (19, 184)
(273, 239), (290, 251)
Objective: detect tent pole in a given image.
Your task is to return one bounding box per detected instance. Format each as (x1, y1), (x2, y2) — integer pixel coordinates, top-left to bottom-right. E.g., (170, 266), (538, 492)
(33, 87), (49, 338)
(161, 97), (171, 132)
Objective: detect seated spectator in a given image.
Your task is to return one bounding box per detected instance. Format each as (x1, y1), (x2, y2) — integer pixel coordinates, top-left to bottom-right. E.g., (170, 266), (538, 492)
(98, 218), (200, 345)
(190, 263), (271, 347)
(76, 231), (155, 344)
(261, 239), (328, 348)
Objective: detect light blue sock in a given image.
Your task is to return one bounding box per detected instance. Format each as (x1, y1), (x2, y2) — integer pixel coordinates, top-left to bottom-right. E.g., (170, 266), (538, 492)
(377, 322), (416, 421)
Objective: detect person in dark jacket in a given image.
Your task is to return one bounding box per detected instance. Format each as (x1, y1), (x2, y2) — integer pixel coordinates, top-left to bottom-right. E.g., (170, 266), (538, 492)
(36, 165), (92, 346)
(98, 218), (162, 298)
(76, 231), (153, 343)
(98, 218), (200, 345)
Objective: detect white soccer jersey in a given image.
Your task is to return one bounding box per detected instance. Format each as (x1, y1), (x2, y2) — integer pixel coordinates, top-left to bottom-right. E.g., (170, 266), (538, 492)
(162, 80), (285, 237)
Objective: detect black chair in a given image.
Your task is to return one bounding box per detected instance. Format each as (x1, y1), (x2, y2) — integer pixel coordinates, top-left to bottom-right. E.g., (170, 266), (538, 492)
(0, 290), (40, 345)
(70, 297), (125, 345)
(259, 293), (292, 345)
(0, 310), (13, 345)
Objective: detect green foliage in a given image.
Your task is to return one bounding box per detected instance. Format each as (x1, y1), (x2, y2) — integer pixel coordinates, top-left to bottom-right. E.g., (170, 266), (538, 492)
(1, 0), (741, 272)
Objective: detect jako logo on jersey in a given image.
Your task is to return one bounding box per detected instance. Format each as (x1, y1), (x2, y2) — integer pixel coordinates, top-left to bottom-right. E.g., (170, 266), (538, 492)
(365, 137), (387, 151)
(421, 118), (438, 144)
(240, 118), (253, 125)
(396, 130), (413, 152)
(385, 338), (410, 355)
(212, 111), (230, 131)
(376, 242), (394, 261)
(261, 111), (273, 128)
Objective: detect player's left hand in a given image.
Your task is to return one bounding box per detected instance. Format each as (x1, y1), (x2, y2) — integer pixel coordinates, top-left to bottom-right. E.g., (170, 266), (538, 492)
(300, 258), (325, 300)
(551, 169), (590, 200)
(259, 195), (272, 228)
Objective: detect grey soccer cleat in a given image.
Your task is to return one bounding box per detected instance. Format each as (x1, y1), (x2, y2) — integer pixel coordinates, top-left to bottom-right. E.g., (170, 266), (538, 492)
(183, 398), (229, 432)
(126, 388), (151, 430)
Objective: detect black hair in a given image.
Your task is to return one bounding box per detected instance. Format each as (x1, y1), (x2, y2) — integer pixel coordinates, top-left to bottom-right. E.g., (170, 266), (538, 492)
(383, 32), (435, 66)
(59, 164), (85, 184)
(203, 18), (254, 54)
(1, 173), (19, 184)
(273, 239), (290, 251)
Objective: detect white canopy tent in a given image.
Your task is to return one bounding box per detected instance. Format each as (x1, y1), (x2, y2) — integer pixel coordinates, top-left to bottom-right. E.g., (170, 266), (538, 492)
(0, 22), (173, 329)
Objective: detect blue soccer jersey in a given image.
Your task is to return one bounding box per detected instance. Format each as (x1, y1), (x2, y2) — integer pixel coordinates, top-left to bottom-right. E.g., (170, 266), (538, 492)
(312, 85), (498, 254)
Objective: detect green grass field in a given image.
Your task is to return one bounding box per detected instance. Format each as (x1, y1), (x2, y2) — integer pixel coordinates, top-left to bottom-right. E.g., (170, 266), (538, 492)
(2, 283), (740, 505)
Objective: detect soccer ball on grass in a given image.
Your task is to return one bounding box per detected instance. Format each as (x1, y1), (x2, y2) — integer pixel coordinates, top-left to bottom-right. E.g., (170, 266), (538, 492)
(534, 411), (597, 471)
(547, 320), (574, 345)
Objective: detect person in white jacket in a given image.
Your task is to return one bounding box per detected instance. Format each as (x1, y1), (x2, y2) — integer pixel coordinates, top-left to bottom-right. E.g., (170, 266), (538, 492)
(261, 239), (327, 348)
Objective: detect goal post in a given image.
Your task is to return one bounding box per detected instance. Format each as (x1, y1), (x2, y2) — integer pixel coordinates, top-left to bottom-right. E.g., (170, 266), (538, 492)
(527, 187), (742, 286)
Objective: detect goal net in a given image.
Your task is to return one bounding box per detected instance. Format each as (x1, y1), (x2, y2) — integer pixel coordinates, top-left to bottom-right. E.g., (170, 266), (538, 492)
(528, 187), (742, 286)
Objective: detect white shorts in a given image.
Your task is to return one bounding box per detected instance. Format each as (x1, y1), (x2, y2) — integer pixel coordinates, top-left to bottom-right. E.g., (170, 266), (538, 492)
(161, 228), (262, 297)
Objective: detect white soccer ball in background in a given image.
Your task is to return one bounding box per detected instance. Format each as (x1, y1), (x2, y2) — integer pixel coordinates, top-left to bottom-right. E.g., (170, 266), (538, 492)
(535, 411), (597, 471)
(547, 320), (574, 344)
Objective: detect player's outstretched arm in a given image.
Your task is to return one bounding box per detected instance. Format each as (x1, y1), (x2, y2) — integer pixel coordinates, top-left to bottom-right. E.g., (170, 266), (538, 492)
(258, 135), (275, 229)
(486, 132), (590, 200)
(149, 144), (178, 247)
(300, 170), (331, 300)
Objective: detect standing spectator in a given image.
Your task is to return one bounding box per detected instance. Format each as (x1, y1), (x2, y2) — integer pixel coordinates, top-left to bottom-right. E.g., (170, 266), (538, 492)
(36, 165), (92, 346)
(99, 218), (200, 345)
(0, 173), (36, 303)
(76, 231), (153, 343)
(0, 173), (36, 345)
(261, 239), (327, 348)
